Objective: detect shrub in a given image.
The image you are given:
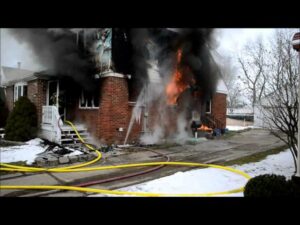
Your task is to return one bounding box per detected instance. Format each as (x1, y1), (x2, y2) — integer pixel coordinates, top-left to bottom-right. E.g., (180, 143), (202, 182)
(4, 96), (38, 142)
(244, 174), (295, 197)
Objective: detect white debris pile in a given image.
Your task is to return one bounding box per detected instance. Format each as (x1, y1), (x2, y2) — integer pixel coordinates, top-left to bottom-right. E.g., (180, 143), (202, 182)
(0, 138), (84, 165)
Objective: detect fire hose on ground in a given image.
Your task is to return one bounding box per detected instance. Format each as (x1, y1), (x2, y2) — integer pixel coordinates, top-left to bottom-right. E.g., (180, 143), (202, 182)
(0, 121), (252, 197)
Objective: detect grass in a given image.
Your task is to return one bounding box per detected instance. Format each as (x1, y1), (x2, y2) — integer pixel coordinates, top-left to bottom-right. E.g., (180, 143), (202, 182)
(222, 145), (288, 166)
(0, 141), (17, 147)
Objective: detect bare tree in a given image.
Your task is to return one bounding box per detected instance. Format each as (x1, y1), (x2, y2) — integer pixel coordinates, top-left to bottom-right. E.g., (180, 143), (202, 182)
(219, 55), (243, 108)
(257, 29), (299, 171)
(238, 39), (268, 110)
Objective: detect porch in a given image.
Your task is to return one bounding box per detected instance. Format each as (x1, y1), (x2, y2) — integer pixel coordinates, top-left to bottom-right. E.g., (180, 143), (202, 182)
(40, 105), (90, 146)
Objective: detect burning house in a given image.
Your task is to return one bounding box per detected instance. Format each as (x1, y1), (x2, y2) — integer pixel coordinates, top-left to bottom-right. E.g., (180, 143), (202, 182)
(1, 28), (228, 145)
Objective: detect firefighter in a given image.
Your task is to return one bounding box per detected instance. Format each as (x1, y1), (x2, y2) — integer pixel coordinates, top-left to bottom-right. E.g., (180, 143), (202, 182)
(191, 120), (198, 137)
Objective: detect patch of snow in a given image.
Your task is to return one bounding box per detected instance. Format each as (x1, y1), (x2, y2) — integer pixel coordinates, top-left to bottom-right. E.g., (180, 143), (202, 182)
(226, 125), (251, 131)
(0, 139), (46, 165)
(26, 138), (44, 146)
(116, 144), (133, 148)
(91, 149), (295, 197)
(66, 150), (83, 156)
(232, 149), (295, 180)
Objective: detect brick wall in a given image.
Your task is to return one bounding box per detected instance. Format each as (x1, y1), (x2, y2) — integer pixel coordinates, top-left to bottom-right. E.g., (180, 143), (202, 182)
(4, 86), (14, 112)
(211, 93), (227, 129)
(4, 79), (47, 127)
(71, 76), (142, 145)
(98, 76), (141, 144)
(27, 79), (47, 126)
(75, 109), (99, 137)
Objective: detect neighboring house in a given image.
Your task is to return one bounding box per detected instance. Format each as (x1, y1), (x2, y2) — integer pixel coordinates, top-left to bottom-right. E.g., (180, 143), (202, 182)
(253, 88), (296, 129)
(0, 29), (228, 145)
(227, 106), (254, 121)
(254, 94), (276, 128)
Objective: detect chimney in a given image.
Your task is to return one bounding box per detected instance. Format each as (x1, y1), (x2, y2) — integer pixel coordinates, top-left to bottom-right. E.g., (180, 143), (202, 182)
(17, 62), (21, 69)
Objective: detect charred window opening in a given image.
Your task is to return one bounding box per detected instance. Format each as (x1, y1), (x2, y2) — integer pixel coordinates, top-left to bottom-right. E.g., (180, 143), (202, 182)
(205, 100), (211, 113)
(111, 29), (143, 102)
(79, 87), (100, 109)
(111, 28), (133, 75)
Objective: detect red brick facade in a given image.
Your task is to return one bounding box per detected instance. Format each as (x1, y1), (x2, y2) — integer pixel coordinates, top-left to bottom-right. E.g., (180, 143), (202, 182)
(5, 79), (47, 127)
(73, 76), (142, 145)
(211, 93), (227, 129)
(27, 80), (47, 125)
(4, 76), (226, 144)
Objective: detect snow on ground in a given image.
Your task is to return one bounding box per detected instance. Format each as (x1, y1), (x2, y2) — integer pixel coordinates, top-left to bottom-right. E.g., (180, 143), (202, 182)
(0, 138), (86, 165)
(226, 125), (263, 131)
(0, 138), (45, 165)
(26, 138), (44, 146)
(91, 149), (295, 197)
(233, 150), (295, 179)
(66, 150), (83, 156)
(226, 125), (252, 131)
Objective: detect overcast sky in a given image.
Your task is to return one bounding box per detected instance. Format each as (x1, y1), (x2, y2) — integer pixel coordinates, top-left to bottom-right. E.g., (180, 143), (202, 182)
(0, 28), (277, 71)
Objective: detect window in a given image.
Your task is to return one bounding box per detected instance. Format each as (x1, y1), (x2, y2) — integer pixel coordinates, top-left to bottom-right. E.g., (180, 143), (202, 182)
(14, 82), (28, 102)
(205, 100), (211, 113)
(79, 89), (99, 109)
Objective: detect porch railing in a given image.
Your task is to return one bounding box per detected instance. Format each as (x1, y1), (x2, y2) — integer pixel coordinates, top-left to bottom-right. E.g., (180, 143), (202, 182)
(42, 106), (63, 143)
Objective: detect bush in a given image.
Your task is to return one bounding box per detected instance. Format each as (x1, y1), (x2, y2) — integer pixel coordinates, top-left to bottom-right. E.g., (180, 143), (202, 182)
(4, 96), (38, 142)
(0, 88), (9, 127)
(244, 174), (299, 197)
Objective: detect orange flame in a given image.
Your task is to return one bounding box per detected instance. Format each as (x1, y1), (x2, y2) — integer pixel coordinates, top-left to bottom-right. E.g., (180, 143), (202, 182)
(165, 49), (189, 105)
(198, 124), (213, 132)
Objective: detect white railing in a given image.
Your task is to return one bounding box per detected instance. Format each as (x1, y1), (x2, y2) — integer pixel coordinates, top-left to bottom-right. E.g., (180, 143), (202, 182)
(42, 106), (63, 143)
(0, 128), (4, 139)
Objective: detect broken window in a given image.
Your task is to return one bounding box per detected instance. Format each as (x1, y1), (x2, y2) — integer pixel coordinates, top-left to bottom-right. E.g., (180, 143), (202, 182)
(14, 82), (28, 102)
(206, 100), (211, 113)
(79, 88), (99, 109)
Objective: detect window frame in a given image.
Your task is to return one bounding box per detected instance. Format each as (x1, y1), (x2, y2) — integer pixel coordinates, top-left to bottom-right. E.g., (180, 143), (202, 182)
(205, 100), (212, 114)
(79, 89), (100, 109)
(14, 82), (28, 102)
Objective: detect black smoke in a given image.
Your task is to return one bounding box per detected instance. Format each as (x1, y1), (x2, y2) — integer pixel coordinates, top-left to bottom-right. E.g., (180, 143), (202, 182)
(8, 28), (220, 98)
(8, 28), (97, 90)
(111, 28), (152, 100)
(157, 28), (220, 101)
(123, 28), (220, 101)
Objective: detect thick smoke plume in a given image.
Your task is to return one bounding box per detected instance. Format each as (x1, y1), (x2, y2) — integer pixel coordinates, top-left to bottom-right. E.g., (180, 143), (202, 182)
(126, 28), (221, 145)
(8, 28), (98, 90)
(157, 28), (219, 101)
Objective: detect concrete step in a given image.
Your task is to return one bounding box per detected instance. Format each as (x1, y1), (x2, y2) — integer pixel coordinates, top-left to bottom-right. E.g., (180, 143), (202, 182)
(61, 137), (92, 142)
(61, 132), (89, 137)
(61, 125), (87, 132)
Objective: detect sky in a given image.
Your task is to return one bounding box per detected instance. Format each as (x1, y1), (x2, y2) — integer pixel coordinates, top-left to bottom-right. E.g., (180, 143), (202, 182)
(0, 28), (279, 71)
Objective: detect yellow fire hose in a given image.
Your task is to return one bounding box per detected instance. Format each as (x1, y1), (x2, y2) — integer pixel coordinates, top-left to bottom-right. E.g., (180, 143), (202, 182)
(0, 121), (251, 197)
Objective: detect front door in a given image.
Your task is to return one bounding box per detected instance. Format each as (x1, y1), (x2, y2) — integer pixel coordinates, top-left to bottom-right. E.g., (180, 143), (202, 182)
(47, 80), (66, 121)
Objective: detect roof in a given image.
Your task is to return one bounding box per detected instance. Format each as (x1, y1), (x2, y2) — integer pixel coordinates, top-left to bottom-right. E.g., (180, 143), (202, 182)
(216, 79), (228, 95)
(0, 66), (37, 86)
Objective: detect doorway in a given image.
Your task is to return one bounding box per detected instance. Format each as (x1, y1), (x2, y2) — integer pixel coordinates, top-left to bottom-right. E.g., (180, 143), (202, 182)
(47, 80), (66, 121)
